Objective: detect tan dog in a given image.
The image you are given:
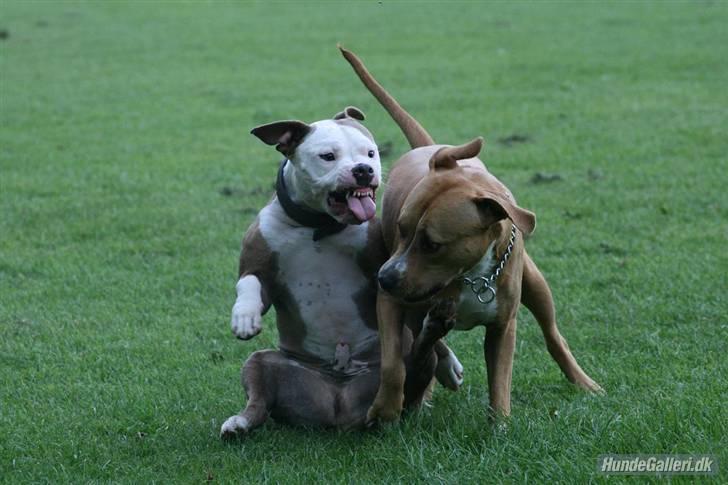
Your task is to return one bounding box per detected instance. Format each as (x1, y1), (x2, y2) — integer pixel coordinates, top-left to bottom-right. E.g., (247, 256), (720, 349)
(340, 47), (603, 423)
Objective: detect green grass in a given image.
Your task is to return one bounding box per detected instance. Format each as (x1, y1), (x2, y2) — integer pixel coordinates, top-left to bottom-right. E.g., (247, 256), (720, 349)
(2, 1), (727, 483)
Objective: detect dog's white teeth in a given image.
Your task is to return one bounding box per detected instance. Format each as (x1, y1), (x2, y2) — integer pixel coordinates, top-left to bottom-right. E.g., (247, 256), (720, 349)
(346, 189), (374, 198)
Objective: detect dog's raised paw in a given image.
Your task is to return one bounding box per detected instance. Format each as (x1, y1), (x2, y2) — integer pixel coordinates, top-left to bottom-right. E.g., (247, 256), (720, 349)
(230, 304), (262, 340)
(423, 298), (457, 339)
(220, 415), (250, 440)
(429, 298), (457, 323)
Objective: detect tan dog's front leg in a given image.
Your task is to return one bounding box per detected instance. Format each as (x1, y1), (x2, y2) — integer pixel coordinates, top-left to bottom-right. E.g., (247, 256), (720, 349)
(367, 292), (405, 424)
(484, 319), (517, 418)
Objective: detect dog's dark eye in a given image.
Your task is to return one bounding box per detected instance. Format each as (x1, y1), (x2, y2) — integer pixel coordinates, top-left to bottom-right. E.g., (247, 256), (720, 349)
(421, 234), (442, 253)
(319, 153), (336, 162)
(368, 150), (376, 158)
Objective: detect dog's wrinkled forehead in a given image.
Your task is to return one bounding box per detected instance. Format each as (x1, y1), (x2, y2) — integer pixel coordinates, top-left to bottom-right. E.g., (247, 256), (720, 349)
(424, 194), (485, 241)
(302, 119), (375, 153)
(400, 172), (464, 225)
(398, 171), (489, 243)
(332, 118), (374, 142)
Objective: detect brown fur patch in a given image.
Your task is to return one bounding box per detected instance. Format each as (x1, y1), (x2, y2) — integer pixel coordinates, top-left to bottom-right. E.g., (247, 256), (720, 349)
(238, 217), (275, 313)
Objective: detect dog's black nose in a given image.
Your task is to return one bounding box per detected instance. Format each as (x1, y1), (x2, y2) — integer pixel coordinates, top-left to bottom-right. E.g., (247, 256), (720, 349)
(352, 163), (374, 187)
(377, 268), (399, 292)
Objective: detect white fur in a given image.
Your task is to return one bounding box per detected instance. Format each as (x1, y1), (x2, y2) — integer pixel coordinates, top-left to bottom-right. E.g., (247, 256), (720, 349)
(435, 350), (465, 390)
(285, 120), (381, 216)
(258, 202), (377, 362)
(220, 415), (249, 437)
(230, 275), (264, 339)
(456, 241), (499, 329)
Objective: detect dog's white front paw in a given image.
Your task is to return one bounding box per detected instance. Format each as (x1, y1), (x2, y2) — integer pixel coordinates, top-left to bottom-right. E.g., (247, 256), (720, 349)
(220, 415), (250, 439)
(230, 275), (264, 340)
(435, 350), (464, 391)
(231, 302), (262, 340)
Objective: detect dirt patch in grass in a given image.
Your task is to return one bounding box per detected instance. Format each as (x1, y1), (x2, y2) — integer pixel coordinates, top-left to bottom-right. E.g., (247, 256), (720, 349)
(497, 133), (530, 147)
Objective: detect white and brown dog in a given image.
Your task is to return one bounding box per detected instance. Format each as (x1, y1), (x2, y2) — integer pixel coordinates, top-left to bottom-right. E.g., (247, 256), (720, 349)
(220, 107), (462, 438)
(340, 47), (603, 424)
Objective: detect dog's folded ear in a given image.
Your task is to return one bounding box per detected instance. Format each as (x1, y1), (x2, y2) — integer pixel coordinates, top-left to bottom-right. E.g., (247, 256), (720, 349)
(250, 121), (312, 157)
(474, 193), (536, 236)
(429, 137), (483, 171)
(333, 106), (366, 121)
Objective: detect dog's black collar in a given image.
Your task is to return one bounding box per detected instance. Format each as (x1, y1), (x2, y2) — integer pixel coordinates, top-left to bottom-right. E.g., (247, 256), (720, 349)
(276, 160), (347, 241)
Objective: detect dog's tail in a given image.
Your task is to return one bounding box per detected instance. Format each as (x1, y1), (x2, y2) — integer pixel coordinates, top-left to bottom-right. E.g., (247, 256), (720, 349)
(339, 45), (434, 149)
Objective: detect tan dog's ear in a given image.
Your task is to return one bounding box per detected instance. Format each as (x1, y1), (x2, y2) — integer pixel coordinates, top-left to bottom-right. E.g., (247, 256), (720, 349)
(251, 120), (312, 157)
(429, 137), (484, 171)
(333, 106), (366, 121)
(474, 193), (536, 235)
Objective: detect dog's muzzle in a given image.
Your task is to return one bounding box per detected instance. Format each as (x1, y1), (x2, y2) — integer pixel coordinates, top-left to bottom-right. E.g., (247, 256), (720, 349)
(352, 163), (375, 187)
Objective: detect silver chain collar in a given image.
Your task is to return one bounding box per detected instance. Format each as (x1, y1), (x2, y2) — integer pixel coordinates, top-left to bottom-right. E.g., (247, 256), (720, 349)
(461, 225), (517, 304)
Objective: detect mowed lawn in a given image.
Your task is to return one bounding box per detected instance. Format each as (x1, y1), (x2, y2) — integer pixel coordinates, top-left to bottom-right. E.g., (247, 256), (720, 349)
(1, 1), (726, 483)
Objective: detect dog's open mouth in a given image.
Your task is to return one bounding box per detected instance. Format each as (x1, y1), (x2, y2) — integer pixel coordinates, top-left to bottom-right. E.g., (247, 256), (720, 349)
(327, 186), (377, 223)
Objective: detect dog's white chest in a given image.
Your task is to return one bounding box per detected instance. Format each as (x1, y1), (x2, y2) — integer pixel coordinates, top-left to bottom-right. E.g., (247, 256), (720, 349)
(456, 242), (499, 329)
(259, 202), (375, 360)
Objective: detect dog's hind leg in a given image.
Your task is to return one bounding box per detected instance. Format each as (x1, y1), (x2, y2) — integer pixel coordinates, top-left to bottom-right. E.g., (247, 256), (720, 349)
(220, 349), (278, 439)
(337, 370), (381, 430)
(221, 350), (344, 439)
(521, 252), (604, 393)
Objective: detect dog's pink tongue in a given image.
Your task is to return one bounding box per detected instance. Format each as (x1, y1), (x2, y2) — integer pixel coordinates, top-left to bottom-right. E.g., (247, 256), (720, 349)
(347, 196), (376, 222)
